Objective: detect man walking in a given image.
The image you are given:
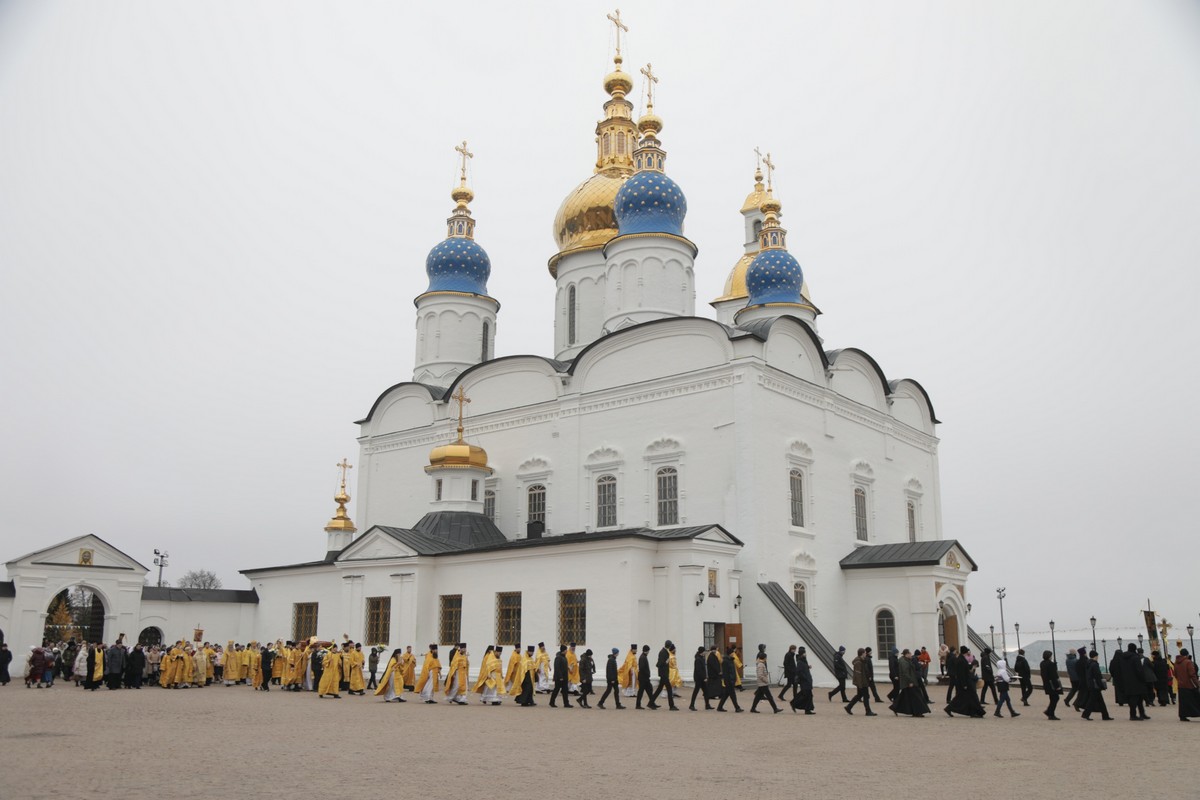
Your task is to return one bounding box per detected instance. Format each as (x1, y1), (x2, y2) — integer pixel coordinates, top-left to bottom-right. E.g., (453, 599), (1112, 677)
(367, 646), (380, 690)
(597, 648), (624, 709)
(1013, 649), (1033, 706)
(690, 646), (710, 711)
(636, 645), (657, 709)
(578, 648), (595, 708)
(1039, 650), (1062, 720)
(651, 640), (678, 710)
(793, 646), (815, 714)
(750, 647), (782, 714)
(978, 648), (998, 705)
(715, 646), (743, 712)
(864, 647), (883, 703)
(778, 644), (798, 703)
(1081, 650), (1113, 721)
(828, 646), (849, 702)
(549, 644), (572, 708)
(845, 647), (876, 716)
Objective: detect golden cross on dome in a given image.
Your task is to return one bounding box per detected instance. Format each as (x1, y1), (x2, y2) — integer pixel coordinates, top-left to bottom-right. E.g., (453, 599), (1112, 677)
(754, 146), (763, 170)
(451, 386), (471, 439)
(454, 140), (473, 183)
(763, 151), (776, 191)
(607, 9), (629, 57)
(640, 63), (658, 109)
(335, 458), (353, 490)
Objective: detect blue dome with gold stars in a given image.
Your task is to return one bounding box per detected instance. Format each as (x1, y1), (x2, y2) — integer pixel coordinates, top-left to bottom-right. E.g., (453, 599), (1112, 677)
(425, 237), (491, 295)
(745, 248), (804, 306)
(614, 170), (687, 236)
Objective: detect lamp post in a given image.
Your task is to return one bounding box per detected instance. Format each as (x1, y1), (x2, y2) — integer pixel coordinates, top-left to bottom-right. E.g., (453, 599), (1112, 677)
(989, 625), (995, 650)
(996, 587), (1009, 663)
(1101, 639), (1107, 670)
(1089, 616), (1097, 650)
(1188, 624), (1195, 657)
(1117, 636), (1123, 655)
(153, 549), (169, 588)
(1049, 620), (1056, 660)
(1014, 622), (1021, 653)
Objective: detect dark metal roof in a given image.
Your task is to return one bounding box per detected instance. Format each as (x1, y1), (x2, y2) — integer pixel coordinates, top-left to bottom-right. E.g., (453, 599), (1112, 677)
(141, 587), (259, 604)
(411, 511), (508, 549)
(377, 523), (741, 557)
(839, 539), (977, 571)
(0, 580), (14, 598)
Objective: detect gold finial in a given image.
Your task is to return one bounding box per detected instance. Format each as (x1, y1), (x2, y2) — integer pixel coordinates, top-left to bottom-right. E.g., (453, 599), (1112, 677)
(451, 386), (471, 442)
(763, 151), (776, 192)
(607, 9), (629, 60)
(336, 458), (353, 491)
(640, 62), (658, 110)
(454, 140), (473, 184)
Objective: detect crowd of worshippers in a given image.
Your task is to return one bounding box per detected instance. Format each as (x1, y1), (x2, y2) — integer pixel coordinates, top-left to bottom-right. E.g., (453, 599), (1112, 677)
(5, 634), (1197, 722)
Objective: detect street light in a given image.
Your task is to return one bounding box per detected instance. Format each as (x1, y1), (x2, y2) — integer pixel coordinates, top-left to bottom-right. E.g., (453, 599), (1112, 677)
(1188, 624), (1195, 657)
(996, 587), (1009, 663)
(990, 625), (995, 650)
(153, 549), (169, 588)
(1101, 639), (1107, 669)
(1049, 620), (1056, 660)
(1089, 616), (1097, 650)
(1117, 636), (1123, 654)
(1014, 622), (1021, 653)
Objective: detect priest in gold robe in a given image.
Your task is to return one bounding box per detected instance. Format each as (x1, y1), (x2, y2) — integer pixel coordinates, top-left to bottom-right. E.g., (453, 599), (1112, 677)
(400, 646), (417, 691)
(566, 643), (581, 694)
(534, 642), (552, 693)
(619, 644), (638, 698)
(347, 644), (366, 695)
(318, 646), (342, 698)
(415, 645), (441, 703)
(444, 643), (469, 705)
(374, 648), (406, 702)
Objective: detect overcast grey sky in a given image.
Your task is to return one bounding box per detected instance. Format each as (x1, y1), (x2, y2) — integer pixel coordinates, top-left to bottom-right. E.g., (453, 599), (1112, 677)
(2, 1), (1198, 645)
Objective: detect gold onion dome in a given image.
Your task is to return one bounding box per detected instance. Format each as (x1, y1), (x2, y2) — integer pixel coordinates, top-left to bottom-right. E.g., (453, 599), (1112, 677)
(604, 59), (634, 96)
(325, 460), (357, 533)
(740, 167), (768, 213)
(426, 438), (491, 472)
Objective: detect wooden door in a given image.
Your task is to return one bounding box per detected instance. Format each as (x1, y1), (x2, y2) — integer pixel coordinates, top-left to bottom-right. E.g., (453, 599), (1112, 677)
(942, 615), (959, 650)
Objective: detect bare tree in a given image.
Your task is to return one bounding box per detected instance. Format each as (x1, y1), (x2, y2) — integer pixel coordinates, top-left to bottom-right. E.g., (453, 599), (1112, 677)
(177, 569), (222, 590)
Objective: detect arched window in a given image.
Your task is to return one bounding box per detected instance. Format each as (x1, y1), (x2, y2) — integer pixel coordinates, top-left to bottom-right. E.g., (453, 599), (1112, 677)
(596, 474), (617, 528)
(793, 582), (807, 616)
(876, 609), (896, 656)
(753, 220), (763, 239)
(138, 626), (163, 647)
(567, 285), (577, 346)
(527, 484), (546, 524)
(854, 487), (869, 541)
(470, 480), (479, 501)
(603, 133), (612, 156)
(483, 490), (496, 522)
(789, 469), (805, 527)
(481, 320), (490, 362)
(435, 479), (443, 501)
(656, 467), (679, 526)
(906, 501), (917, 543)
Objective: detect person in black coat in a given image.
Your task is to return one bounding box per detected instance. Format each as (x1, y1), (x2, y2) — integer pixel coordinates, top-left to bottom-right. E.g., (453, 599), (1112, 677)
(945, 647), (985, 717)
(779, 645), (798, 702)
(260, 647), (275, 693)
(791, 647), (815, 713)
(944, 647), (958, 704)
(635, 645), (657, 709)
(104, 643), (126, 690)
(578, 649), (595, 708)
(715, 647), (743, 712)
(650, 640), (678, 710)
(1116, 644), (1150, 721)
(705, 647), (723, 702)
(517, 645), (536, 706)
(863, 647), (883, 702)
(1039, 650), (1062, 720)
(1072, 646), (1091, 712)
(126, 645), (146, 689)
(310, 647), (324, 692)
(1151, 651), (1171, 707)
(0, 643), (11, 685)
(549, 645), (572, 707)
(978, 648), (998, 704)
(690, 646), (710, 710)
(1081, 650), (1113, 720)
(886, 647), (900, 701)
(597, 649), (624, 709)
(1014, 649), (1033, 706)
(828, 646), (850, 702)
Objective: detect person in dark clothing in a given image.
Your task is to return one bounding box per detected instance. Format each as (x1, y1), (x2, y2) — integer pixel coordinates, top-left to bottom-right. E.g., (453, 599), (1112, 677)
(1109, 651), (1126, 706)
(1175, 648), (1200, 721)
(1072, 646), (1091, 712)
(705, 647), (723, 703)
(83, 645), (100, 691)
(310, 647), (324, 692)
(1039, 650), (1062, 720)
(845, 648), (876, 716)
(104, 643), (126, 690)
(549, 645), (572, 708)
(945, 646), (985, 717)
(944, 647), (958, 704)
(1152, 651), (1171, 707)
(1063, 650), (1081, 709)
(597, 648), (624, 709)
(715, 647), (743, 712)
(886, 647), (900, 702)
(1081, 650), (1113, 720)
(828, 646), (849, 702)
(1014, 649), (1033, 706)
(260, 647), (274, 692)
(650, 640), (678, 710)
(635, 645), (657, 709)
(978, 648), (998, 705)
(1116, 644), (1150, 721)
(367, 647), (380, 690)
(864, 647), (883, 702)
(126, 645), (145, 689)
(578, 648), (595, 708)
(516, 645), (536, 706)
(778, 645), (798, 702)
(791, 647), (815, 714)
(889, 649), (929, 717)
(0, 643), (11, 685)
(690, 646), (710, 710)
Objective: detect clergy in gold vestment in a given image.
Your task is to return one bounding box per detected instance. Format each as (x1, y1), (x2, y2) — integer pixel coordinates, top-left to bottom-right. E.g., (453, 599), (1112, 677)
(444, 647), (469, 704)
(271, 642), (285, 682)
(533, 644), (552, 692)
(158, 648), (173, 688)
(415, 646), (441, 703)
(400, 647), (417, 690)
(510, 648), (532, 705)
(732, 650), (743, 688)
(193, 647), (208, 688)
(223, 641), (241, 685)
(374, 649), (405, 702)
(178, 647), (195, 687)
(249, 645), (263, 689)
(472, 646), (496, 694)
(479, 647), (507, 704)
(205, 646), (216, 684)
(504, 646), (522, 693)
(347, 646), (366, 695)
(619, 646), (637, 697)
(567, 644), (581, 693)
(667, 647), (683, 689)
(91, 645), (105, 685)
(239, 646), (252, 684)
(318, 648), (342, 698)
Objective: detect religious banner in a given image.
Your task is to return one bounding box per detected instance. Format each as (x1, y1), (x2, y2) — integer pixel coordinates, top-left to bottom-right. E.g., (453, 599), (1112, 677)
(193, 626), (204, 642)
(1143, 610), (1158, 642)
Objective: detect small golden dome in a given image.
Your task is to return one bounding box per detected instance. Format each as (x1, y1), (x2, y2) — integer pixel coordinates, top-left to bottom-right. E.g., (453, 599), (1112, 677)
(760, 194), (782, 215)
(426, 440), (492, 472)
(741, 169), (768, 213)
(450, 184), (474, 205)
(551, 169), (633, 255)
(604, 54), (634, 95)
(637, 112), (663, 136)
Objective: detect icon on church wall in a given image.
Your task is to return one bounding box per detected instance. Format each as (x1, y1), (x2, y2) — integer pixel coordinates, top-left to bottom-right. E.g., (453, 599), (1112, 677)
(78, 548), (94, 566)
(707, 568), (719, 598)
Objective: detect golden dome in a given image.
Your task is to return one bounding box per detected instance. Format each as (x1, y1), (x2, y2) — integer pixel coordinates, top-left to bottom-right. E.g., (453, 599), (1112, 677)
(760, 194), (782, 215)
(740, 167), (768, 213)
(450, 183), (474, 206)
(551, 169), (633, 256)
(604, 68), (634, 96)
(426, 439), (492, 473)
(637, 112), (663, 136)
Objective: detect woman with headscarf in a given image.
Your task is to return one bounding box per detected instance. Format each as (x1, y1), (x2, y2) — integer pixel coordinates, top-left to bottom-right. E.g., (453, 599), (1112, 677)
(945, 646), (985, 717)
(992, 656), (1020, 717)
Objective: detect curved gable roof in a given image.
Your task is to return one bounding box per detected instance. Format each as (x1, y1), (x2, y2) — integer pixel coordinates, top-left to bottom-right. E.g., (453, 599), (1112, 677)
(566, 315), (739, 376)
(733, 314), (830, 370)
(888, 378), (941, 424)
(825, 347), (891, 406)
(444, 354), (569, 401)
(356, 382), (444, 425)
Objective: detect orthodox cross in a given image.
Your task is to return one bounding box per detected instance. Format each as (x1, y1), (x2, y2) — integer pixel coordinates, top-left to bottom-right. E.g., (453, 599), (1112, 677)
(640, 63), (658, 109)
(1160, 618), (1173, 641)
(607, 9), (628, 57)
(763, 151), (776, 191)
(336, 458), (353, 490)
(754, 146), (763, 171)
(451, 386), (471, 438)
(454, 140), (473, 183)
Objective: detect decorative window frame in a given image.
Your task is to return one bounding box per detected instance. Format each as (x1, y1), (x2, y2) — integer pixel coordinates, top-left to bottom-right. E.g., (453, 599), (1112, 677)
(644, 437), (685, 528)
(851, 459), (875, 544)
(516, 457), (553, 536)
(905, 477), (924, 543)
(874, 605), (898, 657)
(790, 549), (817, 619)
(787, 439), (815, 537)
(584, 446), (624, 532)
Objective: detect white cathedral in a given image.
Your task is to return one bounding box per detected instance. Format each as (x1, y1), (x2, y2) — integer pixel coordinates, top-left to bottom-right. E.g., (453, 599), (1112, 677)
(0, 31), (978, 685)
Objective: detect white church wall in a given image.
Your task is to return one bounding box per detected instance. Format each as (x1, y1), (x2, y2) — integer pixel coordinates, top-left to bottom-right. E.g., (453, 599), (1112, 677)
(138, 599), (254, 645)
